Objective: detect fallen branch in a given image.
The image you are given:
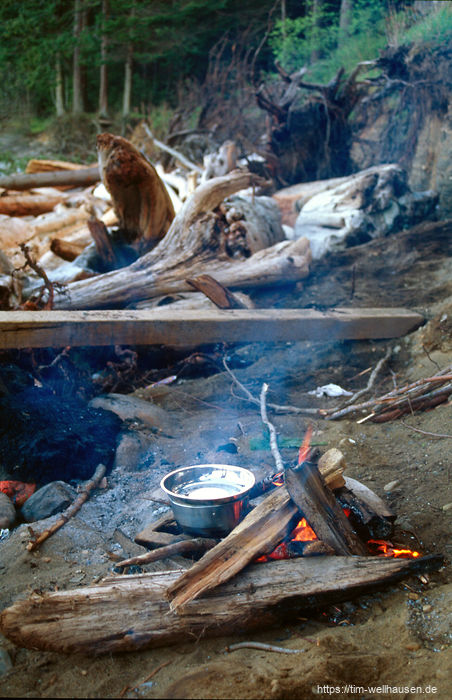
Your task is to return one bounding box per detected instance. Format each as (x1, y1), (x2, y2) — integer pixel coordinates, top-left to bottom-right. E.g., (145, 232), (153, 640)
(26, 464), (106, 551)
(142, 123), (202, 173)
(0, 166), (100, 191)
(260, 383), (284, 472)
(342, 346), (392, 407)
(399, 422), (452, 439)
(116, 537), (217, 568)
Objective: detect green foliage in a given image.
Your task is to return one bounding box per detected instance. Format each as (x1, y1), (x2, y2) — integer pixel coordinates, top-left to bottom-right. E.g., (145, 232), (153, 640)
(386, 2), (452, 48)
(270, 0), (388, 82)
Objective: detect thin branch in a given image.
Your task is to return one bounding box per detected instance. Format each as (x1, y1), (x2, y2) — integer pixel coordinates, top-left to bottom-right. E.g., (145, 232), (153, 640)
(222, 357), (319, 415)
(26, 464), (106, 551)
(342, 346), (392, 407)
(116, 537), (217, 568)
(400, 422), (452, 439)
(259, 383), (284, 472)
(225, 641), (305, 654)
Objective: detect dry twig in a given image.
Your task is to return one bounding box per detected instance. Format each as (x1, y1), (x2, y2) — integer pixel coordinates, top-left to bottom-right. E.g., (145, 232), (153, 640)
(27, 464), (106, 551)
(225, 641), (305, 654)
(116, 537), (217, 568)
(259, 383), (284, 472)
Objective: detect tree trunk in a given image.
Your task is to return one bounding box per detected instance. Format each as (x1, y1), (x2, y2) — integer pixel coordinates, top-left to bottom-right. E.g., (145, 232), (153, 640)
(122, 3), (135, 120)
(98, 0), (109, 118)
(338, 0), (353, 48)
(55, 53), (65, 117)
(72, 0), (84, 114)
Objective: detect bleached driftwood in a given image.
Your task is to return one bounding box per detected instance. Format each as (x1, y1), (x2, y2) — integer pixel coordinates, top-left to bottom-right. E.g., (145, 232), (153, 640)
(51, 170), (308, 309)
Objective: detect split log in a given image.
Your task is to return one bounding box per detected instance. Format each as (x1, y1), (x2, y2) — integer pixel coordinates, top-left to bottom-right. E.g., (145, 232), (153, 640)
(0, 307), (424, 350)
(284, 464), (368, 556)
(166, 463), (343, 611)
(0, 167), (100, 192)
(0, 555), (442, 655)
(50, 169), (293, 310)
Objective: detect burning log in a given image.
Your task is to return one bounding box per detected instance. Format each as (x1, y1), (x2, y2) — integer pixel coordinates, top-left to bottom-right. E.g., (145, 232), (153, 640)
(284, 463), (368, 556)
(335, 477), (395, 540)
(0, 554), (442, 655)
(165, 462), (344, 611)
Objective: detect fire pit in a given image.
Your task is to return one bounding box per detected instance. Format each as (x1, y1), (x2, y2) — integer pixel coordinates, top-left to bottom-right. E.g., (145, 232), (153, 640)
(160, 464), (255, 536)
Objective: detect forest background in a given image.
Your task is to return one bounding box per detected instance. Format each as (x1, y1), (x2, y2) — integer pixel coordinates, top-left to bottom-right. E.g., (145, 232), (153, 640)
(0, 0), (450, 169)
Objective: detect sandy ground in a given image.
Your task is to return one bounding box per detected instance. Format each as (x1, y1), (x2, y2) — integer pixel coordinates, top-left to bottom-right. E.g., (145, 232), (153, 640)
(0, 221), (451, 699)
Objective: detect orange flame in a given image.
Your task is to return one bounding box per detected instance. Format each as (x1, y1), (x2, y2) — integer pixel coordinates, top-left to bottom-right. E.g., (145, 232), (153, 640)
(367, 539), (421, 558)
(298, 424), (313, 466)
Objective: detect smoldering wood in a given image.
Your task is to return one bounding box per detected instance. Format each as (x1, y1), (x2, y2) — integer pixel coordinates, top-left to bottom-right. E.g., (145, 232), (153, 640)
(166, 463), (344, 611)
(0, 167), (100, 191)
(284, 464), (368, 556)
(0, 555), (442, 655)
(0, 307), (424, 349)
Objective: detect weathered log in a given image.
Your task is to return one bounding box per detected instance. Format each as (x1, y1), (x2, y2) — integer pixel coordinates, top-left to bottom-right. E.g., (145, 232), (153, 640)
(25, 158), (94, 174)
(0, 555), (442, 655)
(97, 133), (175, 255)
(0, 167), (100, 191)
(0, 194), (65, 217)
(0, 307), (424, 350)
(50, 169), (290, 309)
(50, 238), (86, 262)
(285, 464), (368, 556)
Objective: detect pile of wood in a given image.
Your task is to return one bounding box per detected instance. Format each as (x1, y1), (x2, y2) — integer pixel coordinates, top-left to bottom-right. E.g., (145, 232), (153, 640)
(0, 448), (442, 655)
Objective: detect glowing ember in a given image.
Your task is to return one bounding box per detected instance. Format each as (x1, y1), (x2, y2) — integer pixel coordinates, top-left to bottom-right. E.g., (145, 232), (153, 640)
(367, 539), (421, 559)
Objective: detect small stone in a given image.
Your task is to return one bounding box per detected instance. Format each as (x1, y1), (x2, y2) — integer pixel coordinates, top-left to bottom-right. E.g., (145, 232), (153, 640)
(408, 592), (419, 600)
(0, 492), (16, 529)
(384, 479), (400, 492)
(422, 604), (433, 613)
(21, 481), (77, 523)
(405, 642), (421, 651)
(0, 648), (13, 676)
(442, 503), (452, 512)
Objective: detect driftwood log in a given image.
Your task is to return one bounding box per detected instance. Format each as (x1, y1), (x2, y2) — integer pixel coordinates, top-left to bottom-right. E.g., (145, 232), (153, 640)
(50, 169), (302, 309)
(0, 167), (100, 191)
(0, 555), (442, 655)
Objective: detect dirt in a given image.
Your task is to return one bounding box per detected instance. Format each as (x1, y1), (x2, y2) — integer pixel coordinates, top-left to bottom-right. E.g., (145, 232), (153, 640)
(0, 222), (451, 699)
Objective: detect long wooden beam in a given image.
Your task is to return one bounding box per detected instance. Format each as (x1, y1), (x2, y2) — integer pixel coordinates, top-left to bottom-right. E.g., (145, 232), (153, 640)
(0, 307), (423, 349)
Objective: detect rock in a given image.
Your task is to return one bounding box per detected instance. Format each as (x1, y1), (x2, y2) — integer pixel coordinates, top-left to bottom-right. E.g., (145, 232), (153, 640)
(114, 431), (154, 472)
(20, 481), (77, 523)
(442, 502), (452, 512)
(0, 492), (15, 529)
(89, 393), (178, 436)
(0, 648), (13, 676)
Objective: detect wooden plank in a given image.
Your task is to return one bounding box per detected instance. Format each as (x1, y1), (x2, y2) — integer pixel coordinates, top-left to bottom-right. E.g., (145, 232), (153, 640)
(0, 307), (424, 349)
(0, 555), (443, 655)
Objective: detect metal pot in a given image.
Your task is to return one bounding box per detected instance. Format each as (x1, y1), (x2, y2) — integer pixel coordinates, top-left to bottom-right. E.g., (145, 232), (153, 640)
(160, 464), (255, 537)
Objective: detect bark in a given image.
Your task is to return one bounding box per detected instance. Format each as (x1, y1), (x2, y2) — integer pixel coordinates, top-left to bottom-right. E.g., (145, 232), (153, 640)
(0, 555), (442, 655)
(72, 0), (84, 114)
(55, 53), (65, 117)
